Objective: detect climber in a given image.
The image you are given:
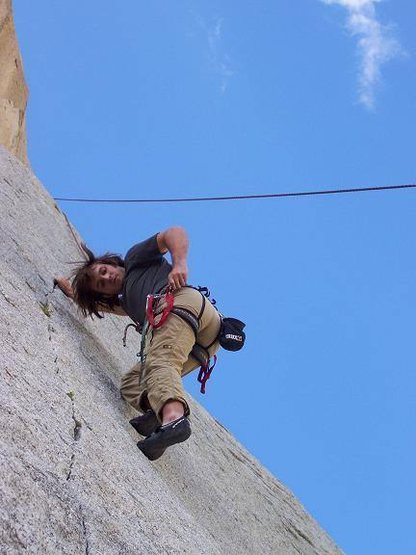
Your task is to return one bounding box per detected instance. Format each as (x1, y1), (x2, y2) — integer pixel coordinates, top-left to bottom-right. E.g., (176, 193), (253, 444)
(55, 227), (222, 461)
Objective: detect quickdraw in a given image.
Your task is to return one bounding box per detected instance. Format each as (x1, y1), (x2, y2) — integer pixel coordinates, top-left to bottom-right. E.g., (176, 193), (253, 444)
(197, 355), (217, 394)
(146, 288), (174, 329)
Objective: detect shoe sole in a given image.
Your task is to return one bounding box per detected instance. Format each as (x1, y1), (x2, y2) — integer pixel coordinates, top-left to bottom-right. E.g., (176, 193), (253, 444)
(137, 418), (191, 461)
(129, 412), (159, 436)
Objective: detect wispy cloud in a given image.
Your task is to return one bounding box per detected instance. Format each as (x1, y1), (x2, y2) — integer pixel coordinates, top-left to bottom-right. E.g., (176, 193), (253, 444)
(321, 0), (402, 109)
(207, 18), (235, 93)
(195, 15), (235, 94)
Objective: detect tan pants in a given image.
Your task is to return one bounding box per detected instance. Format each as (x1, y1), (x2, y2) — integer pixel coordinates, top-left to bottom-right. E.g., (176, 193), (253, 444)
(120, 287), (221, 420)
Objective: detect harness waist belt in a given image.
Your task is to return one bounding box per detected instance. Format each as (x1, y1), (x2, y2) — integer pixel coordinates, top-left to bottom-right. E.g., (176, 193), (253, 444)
(171, 307), (199, 339)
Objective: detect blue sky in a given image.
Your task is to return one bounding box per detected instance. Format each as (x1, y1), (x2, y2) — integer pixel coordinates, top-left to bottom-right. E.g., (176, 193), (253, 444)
(13, 1), (416, 553)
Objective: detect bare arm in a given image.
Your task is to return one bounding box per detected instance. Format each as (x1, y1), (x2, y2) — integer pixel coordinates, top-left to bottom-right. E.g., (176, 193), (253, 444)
(54, 277), (74, 299)
(157, 226), (189, 290)
(54, 277), (128, 316)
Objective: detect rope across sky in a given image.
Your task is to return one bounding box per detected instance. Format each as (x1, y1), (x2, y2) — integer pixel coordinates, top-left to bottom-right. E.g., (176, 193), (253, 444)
(53, 183), (416, 204)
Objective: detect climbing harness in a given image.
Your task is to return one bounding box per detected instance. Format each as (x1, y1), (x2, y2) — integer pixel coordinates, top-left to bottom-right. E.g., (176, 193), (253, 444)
(122, 285), (245, 394)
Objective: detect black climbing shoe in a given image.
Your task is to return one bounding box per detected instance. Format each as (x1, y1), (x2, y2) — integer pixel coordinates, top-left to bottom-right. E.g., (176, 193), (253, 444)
(129, 410), (159, 437)
(137, 416), (192, 461)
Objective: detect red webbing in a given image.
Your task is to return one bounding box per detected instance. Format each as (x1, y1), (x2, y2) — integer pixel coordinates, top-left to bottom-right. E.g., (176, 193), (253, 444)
(197, 355), (217, 394)
(146, 291), (174, 329)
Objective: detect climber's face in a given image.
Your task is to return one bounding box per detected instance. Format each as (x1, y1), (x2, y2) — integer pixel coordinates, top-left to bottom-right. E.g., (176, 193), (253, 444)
(89, 263), (125, 296)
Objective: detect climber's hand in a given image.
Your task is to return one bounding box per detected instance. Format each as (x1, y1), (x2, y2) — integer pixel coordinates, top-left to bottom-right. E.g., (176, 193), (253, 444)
(168, 263), (188, 290)
(54, 277), (74, 299)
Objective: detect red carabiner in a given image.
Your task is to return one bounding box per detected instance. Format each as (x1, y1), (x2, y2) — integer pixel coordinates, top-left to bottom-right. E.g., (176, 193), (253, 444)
(146, 291), (174, 329)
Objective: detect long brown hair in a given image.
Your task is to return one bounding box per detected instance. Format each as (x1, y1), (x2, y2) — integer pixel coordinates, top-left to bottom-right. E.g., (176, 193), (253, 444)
(72, 244), (124, 318)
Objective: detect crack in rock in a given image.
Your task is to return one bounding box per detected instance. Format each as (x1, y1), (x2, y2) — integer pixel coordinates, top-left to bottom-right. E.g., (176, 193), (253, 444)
(0, 287), (17, 307)
(66, 394), (82, 481)
(44, 297), (60, 373)
(81, 512), (90, 555)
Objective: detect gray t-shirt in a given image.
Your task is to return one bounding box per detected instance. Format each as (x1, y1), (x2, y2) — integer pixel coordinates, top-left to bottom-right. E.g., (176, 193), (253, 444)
(120, 234), (171, 324)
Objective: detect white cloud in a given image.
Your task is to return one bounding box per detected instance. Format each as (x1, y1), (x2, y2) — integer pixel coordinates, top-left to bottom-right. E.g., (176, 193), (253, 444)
(197, 16), (235, 94)
(321, 0), (402, 108)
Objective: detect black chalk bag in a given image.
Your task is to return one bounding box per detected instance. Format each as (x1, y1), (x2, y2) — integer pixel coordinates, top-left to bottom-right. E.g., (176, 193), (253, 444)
(218, 317), (246, 351)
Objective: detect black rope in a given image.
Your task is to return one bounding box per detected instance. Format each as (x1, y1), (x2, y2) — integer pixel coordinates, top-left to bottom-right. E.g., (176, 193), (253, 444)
(53, 183), (416, 204)
(63, 212), (88, 258)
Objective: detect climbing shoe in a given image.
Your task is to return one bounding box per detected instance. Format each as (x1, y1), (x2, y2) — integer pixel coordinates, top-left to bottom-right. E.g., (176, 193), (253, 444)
(129, 410), (159, 437)
(137, 416), (192, 461)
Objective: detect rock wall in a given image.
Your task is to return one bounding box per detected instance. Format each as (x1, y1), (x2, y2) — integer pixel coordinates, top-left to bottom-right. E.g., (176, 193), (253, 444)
(0, 146), (343, 554)
(0, 0), (29, 165)
(0, 3), (343, 553)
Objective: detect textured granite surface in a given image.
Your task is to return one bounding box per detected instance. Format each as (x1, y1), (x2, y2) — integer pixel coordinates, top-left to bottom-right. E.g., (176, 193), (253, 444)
(0, 147), (343, 554)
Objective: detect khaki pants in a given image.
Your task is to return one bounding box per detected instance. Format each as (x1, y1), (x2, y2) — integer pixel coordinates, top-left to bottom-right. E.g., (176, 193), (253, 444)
(120, 287), (221, 420)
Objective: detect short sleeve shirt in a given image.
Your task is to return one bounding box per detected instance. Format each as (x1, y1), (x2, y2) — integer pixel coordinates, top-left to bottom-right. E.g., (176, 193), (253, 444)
(120, 234), (171, 324)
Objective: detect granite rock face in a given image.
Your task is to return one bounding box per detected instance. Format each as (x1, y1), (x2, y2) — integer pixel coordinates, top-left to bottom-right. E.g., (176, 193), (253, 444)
(0, 147), (343, 554)
(0, 0), (29, 165)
